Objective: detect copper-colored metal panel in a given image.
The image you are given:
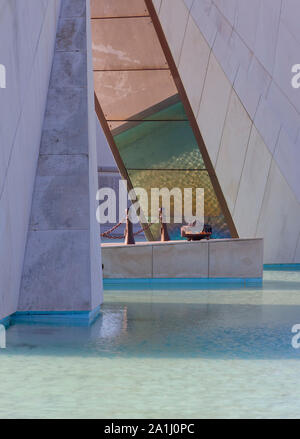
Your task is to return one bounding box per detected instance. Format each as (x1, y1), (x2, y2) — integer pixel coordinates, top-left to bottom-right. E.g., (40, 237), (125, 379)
(94, 70), (178, 121)
(91, 0), (149, 18)
(91, 17), (167, 70)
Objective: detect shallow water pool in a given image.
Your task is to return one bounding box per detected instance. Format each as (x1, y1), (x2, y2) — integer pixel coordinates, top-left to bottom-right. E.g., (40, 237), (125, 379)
(1, 269), (300, 418)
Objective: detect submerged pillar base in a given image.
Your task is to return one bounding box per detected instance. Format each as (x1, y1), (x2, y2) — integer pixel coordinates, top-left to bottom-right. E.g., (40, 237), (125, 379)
(11, 306), (101, 327)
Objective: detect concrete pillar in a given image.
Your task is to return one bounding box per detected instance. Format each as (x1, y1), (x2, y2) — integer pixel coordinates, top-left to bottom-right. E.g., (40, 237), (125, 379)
(18, 0), (103, 320)
(0, 0), (61, 322)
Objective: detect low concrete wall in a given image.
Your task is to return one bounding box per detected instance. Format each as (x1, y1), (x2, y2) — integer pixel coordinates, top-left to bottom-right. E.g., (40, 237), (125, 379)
(102, 238), (263, 280)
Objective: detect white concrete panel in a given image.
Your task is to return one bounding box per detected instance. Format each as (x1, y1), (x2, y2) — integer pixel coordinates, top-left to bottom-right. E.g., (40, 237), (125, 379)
(153, 241), (209, 278)
(294, 234), (300, 264)
(233, 126), (272, 238)
(233, 66), (261, 119)
(234, 58), (271, 119)
(256, 160), (300, 264)
(209, 4), (236, 81)
(228, 30), (252, 73)
(187, 0), (300, 171)
(6, 122), (39, 319)
(274, 21), (300, 114)
(0, 4), (22, 189)
(254, 0), (281, 75)
(209, 238), (263, 278)
(266, 81), (300, 144)
(274, 130), (300, 204)
(210, 3), (232, 42)
(183, 0), (194, 11)
(0, 135), (6, 194)
(197, 52), (232, 166)
(216, 90), (252, 213)
(153, 0), (162, 13)
(16, 0), (48, 105)
(178, 15), (211, 114)
(103, 245), (153, 279)
(19, 230), (92, 311)
(190, 0), (217, 48)
(212, 30), (239, 84)
(159, 0), (190, 65)
(253, 97), (281, 155)
(213, 0), (237, 26)
(247, 57), (272, 98)
(281, 0), (300, 45)
(235, 0), (261, 52)
(0, 188), (15, 320)
(9, 56), (49, 249)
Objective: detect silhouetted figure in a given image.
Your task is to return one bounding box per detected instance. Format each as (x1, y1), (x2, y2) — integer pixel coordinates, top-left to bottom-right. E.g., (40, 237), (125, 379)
(159, 208), (170, 242)
(124, 209), (135, 245)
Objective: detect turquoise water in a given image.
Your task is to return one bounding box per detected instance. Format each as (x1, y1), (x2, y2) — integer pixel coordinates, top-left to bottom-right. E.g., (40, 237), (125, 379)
(1, 269), (300, 418)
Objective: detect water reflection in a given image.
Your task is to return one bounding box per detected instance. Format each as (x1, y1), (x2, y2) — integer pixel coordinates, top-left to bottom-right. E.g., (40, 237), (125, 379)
(3, 270), (300, 360)
(2, 271), (300, 419)
(3, 301), (300, 360)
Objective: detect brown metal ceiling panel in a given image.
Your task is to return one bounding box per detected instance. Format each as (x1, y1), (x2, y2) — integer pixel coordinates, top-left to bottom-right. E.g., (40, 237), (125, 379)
(91, 17), (167, 70)
(91, 0), (149, 18)
(94, 70), (177, 121)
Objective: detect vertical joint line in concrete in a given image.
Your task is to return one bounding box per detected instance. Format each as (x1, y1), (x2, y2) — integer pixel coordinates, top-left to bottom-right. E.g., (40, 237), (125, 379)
(177, 0), (195, 69)
(195, 29), (217, 121)
(208, 240), (211, 278)
(254, 124), (282, 237)
(232, 120), (254, 217)
(293, 232), (300, 263)
(151, 244), (154, 279)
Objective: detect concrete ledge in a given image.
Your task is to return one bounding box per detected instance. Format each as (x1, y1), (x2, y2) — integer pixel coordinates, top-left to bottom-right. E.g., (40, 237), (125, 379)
(104, 278), (263, 291)
(264, 264), (300, 271)
(11, 305), (101, 326)
(102, 238), (264, 280)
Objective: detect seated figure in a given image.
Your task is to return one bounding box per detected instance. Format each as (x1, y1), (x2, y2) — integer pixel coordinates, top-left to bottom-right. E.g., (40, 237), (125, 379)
(181, 220), (212, 241)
